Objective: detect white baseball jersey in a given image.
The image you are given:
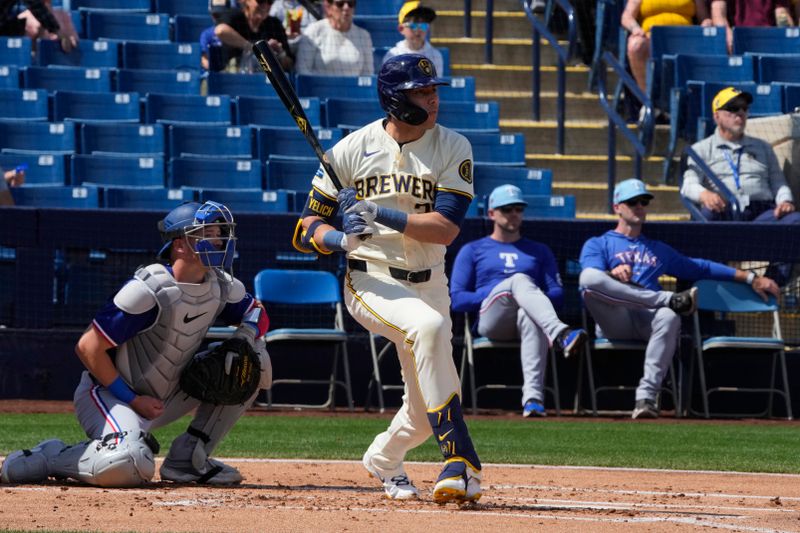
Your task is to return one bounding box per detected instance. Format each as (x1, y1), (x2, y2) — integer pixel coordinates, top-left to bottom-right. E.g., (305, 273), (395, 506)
(312, 118), (474, 270)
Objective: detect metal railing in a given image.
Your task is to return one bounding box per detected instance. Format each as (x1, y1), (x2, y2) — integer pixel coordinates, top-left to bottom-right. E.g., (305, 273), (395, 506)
(679, 146), (743, 221)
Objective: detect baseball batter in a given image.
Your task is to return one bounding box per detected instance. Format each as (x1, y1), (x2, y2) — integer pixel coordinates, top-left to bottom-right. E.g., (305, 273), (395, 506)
(0, 201), (271, 487)
(294, 54), (482, 503)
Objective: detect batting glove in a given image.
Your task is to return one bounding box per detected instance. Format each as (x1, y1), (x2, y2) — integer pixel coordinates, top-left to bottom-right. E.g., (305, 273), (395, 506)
(346, 201), (407, 233)
(337, 187), (359, 213)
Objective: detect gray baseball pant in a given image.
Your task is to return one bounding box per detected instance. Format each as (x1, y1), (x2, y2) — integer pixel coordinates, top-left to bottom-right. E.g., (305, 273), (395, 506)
(477, 273), (568, 406)
(579, 268), (681, 402)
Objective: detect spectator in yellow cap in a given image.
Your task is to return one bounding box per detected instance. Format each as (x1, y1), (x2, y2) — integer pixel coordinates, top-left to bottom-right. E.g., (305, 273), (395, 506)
(382, 1), (443, 76)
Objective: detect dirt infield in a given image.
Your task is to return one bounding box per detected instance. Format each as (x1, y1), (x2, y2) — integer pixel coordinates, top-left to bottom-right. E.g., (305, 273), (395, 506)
(2, 459), (799, 532)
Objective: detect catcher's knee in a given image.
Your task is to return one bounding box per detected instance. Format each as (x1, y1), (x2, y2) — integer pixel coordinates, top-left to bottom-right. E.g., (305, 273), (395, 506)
(90, 431), (160, 487)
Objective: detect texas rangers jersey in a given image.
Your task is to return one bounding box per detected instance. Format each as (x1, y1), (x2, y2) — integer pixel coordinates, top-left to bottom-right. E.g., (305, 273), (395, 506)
(312, 118), (474, 270)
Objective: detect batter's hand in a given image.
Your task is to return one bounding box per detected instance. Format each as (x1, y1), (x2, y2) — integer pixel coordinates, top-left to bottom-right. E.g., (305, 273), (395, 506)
(774, 201), (795, 219)
(337, 187), (359, 213)
(130, 395), (164, 420)
(345, 199), (378, 225)
(343, 211), (373, 236)
(752, 275), (780, 301)
(699, 190), (726, 212)
(609, 264), (632, 283)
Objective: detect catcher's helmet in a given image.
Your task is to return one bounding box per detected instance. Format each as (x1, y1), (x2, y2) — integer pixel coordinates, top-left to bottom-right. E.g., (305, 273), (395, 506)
(158, 201), (237, 272)
(377, 53), (448, 126)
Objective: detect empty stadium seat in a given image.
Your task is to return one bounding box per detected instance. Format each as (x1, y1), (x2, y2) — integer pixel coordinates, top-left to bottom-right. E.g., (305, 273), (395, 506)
(145, 93), (231, 125)
(207, 72), (277, 97)
(325, 97), (383, 129)
(117, 68), (201, 95)
(103, 186), (189, 209)
(256, 125), (342, 161)
(53, 91), (140, 122)
(11, 185), (100, 208)
(23, 66), (114, 93)
(168, 124), (254, 159)
(463, 132), (526, 166)
(71, 0), (150, 12)
(85, 12), (170, 41)
(198, 188), (292, 212)
(296, 74), (378, 100)
(0, 88), (47, 120)
(780, 83), (800, 113)
(235, 95), (321, 127)
(473, 165), (553, 196)
(439, 76), (475, 102)
(733, 27), (800, 55)
(80, 122), (165, 156)
(756, 54), (800, 84)
(0, 37), (32, 67)
(169, 157), (263, 189)
(71, 154), (165, 187)
(265, 156), (319, 192)
(356, 0), (404, 15)
(173, 15), (211, 43)
(0, 65), (19, 89)
(0, 153), (68, 185)
(438, 101), (500, 133)
(523, 194), (576, 218)
(122, 42), (201, 71)
(154, 0), (210, 16)
(354, 16), (398, 48)
(37, 39), (119, 68)
(0, 121), (76, 154)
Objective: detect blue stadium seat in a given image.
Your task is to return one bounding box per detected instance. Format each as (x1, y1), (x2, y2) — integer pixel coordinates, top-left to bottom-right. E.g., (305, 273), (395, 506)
(0, 121), (76, 154)
(117, 69), (201, 95)
(673, 54), (755, 91)
(439, 76), (475, 102)
(733, 27), (800, 55)
(522, 194), (576, 218)
(756, 54), (800, 84)
(71, 0), (150, 12)
(37, 39), (119, 68)
(265, 156), (319, 191)
(53, 90), (140, 122)
(295, 74), (378, 100)
(473, 165), (553, 196)
(168, 124), (254, 159)
(438, 101), (500, 133)
(23, 65), (114, 93)
(256, 125), (342, 161)
(173, 15), (211, 43)
(198, 188), (292, 213)
(122, 42), (201, 71)
(0, 153), (68, 185)
(325, 97), (383, 129)
(354, 16), (398, 48)
(71, 154), (165, 187)
(80, 122), (165, 156)
(85, 12), (170, 41)
(356, 0), (404, 15)
(439, 47), (450, 77)
(463, 132), (525, 166)
(145, 93), (232, 125)
(154, 0), (210, 16)
(0, 37), (32, 67)
(169, 157), (263, 189)
(207, 72), (277, 97)
(234, 95), (321, 127)
(0, 88), (47, 120)
(103, 186), (189, 209)
(0, 66), (19, 89)
(11, 185), (100, 208)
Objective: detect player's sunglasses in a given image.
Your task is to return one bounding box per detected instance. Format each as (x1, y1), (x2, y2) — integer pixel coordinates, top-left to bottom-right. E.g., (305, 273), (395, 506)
(403, 21), (430, 32)
(331, 0), (355, 7)
(623, 197), (650, 207)
(499, 205), (525, 214)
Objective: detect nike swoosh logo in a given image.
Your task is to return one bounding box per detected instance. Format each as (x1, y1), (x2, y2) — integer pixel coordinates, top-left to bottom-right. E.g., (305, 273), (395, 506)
(363, 150), (380, 157)
(183, 312), (208, 324)
(438, 428), (454, 442)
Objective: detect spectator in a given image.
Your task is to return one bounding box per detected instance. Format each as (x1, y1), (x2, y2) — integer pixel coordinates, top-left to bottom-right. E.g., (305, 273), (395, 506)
(621, 0), (712, 94)
(295, 0), (373, 76)
(214, 0), (293, 73)
(18, 0), (78, 53)
(270, 0), (320, 54)
(710, 0), (794, 52)
(450, 184), (588, 418)
(681, 87), (800, 224)
(579, 178), (780, 419)
(0, 165), (25, 206)
(1, 0), (76, 52)
(383, 1), (443, 76)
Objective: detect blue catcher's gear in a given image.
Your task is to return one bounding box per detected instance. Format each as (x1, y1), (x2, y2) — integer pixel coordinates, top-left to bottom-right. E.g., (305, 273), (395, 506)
(158, 201), (237, 272)
(377, 53), (449, 126)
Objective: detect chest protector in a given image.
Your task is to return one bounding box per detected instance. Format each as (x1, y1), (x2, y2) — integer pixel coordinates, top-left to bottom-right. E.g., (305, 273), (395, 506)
(115, 264), (229, 400)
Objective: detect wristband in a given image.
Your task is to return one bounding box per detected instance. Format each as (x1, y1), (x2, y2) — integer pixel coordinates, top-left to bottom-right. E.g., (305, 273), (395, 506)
(375, 206), (408, 232)
(107, 375), (136, 404)
(745, 271), (756, 285)
(321, 229), (346, 251)
(301, 219), (326, 247)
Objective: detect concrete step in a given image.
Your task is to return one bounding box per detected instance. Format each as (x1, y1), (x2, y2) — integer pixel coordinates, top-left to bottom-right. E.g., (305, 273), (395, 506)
(481, 90), (609, 121)
(525, 154), (666, 183)
(433, 10), (534, 39)
(452, 63), (599, 94)
(432, 36), (575, 67)
(426, 0), (524, 14)
(553, 183), (684, 214)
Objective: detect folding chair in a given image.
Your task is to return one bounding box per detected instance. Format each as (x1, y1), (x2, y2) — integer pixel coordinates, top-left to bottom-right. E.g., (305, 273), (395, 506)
(689, 279), (792, 419)
(364, 333), (405, 413)
(460, 314), (561, 416)
(254, 269), (354, 410)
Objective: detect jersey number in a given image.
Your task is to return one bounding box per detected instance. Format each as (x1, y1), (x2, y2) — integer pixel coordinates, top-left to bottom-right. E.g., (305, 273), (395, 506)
(414, 202), (433, 213)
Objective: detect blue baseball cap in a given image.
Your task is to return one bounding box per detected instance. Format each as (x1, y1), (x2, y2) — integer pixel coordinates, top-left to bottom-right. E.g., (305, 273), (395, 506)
(613, 178), (654, 204)
(488, 184), (528, 209)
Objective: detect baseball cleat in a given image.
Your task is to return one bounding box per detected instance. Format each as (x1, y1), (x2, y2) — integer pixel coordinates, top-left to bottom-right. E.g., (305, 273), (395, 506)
(159, 457), (242, 485)
(668, 287), (698, 316)
(0, 439), (66, 484)
(522, 399), (546, 418)
(632, 398), (660, 419)
(558, 328), (588, 359)
(362, 450), (419, 500)
(432, 461), (481, 504)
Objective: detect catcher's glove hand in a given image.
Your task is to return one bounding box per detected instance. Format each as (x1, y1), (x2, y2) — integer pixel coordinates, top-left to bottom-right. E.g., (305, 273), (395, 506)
(180, 337), (261, 405)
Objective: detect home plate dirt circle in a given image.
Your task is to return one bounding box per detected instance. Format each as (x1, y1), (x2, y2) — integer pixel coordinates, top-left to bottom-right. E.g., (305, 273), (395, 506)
(1, 458), (798, 532)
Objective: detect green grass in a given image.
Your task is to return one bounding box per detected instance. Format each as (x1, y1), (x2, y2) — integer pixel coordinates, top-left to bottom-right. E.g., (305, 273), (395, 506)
(1, 413), (798, 474)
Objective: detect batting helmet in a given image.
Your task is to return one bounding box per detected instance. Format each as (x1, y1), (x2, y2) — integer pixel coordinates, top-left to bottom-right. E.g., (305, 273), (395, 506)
(157, 201), (237, 272)
(378, 53), (448, 126)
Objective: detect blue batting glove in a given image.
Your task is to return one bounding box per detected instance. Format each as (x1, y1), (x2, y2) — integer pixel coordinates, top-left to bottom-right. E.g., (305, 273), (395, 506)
(337, 187), (359, 213)
(343, 211), (373, 236)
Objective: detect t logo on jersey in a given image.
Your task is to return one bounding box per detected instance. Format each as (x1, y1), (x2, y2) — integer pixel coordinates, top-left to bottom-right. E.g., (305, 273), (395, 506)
(500, 252), (518, 273)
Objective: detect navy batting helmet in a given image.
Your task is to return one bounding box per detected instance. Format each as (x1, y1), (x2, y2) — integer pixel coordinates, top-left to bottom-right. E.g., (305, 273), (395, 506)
(378, 53), (448, 126)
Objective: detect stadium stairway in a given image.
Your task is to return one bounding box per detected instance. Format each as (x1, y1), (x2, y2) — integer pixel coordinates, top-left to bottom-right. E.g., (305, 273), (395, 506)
(426, 0), (685, 219)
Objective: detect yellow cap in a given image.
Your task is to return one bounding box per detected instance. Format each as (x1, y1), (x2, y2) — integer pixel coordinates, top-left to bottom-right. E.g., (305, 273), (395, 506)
(712, 86), (753, 114)
(398, 1), (436, 24)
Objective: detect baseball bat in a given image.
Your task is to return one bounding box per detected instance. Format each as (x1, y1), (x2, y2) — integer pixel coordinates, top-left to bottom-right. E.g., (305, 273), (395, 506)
(252, 40), (345, 191)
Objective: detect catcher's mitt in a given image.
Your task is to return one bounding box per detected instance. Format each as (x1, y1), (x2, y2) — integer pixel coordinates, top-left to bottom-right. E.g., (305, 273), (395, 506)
(180, 337), (261, 405)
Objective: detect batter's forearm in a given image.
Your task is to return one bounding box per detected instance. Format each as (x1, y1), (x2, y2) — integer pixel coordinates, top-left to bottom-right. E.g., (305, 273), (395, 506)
(404, 212), (459, 245)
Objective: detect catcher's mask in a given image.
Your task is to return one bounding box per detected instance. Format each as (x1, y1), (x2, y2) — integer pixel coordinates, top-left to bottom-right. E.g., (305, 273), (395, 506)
(157, 201), (237, 275)
(377, 53), (449, 126)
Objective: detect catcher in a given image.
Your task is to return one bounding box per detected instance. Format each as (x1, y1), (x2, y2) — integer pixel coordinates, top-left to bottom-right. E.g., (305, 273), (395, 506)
(0, 201), (271, 487)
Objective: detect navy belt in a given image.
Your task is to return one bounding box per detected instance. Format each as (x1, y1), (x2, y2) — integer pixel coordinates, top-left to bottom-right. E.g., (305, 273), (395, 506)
(348, 259), (431, 283)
